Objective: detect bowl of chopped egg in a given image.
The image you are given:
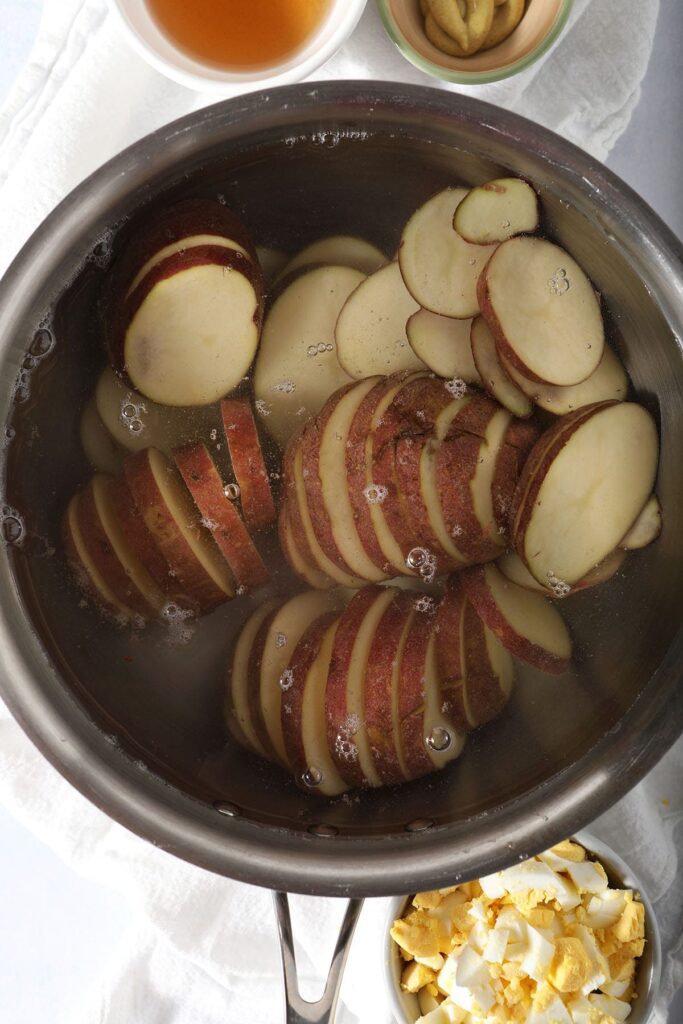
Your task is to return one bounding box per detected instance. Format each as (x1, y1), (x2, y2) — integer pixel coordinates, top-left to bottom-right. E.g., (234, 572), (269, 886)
(386, 833), (661, 1024)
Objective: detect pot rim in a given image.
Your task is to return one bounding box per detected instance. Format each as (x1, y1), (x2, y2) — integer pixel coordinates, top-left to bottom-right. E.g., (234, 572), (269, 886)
(0, 81), (681, 897)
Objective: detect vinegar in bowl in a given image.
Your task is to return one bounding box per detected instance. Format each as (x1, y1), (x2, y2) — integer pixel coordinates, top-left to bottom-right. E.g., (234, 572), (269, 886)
(146, 0), (331, 70)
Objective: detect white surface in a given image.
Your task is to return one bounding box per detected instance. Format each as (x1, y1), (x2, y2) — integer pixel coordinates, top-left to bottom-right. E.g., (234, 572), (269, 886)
(0, 1), (681, 1022)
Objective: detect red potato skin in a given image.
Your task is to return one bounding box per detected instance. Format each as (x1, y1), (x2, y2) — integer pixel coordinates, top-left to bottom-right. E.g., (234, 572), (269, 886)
(510, 401), (617, 560)
(345, 375), (415, 575)
(389, 375), (455, 433)
(398, 604), (438, 781)
(245, 609), (280, 761)
(325, 586), (384, 789)
(436, 433), (502, 564)
(298, 383), (362, 577)
(221, 397), (277, 532)
(108, 245), (264, 382)
(490, 419), (540, 538)
(440, 392), (501, 441)
(393, 433), (461, 573)
(461, 565), (570, 675)
(371, 431), (421, 565)
(435, 580), (470, 735)
(363, 590), (416, 785)
(278, 503), (331, 590)
(280, 611), (340, 790)
(174, 442), (268, 591)
(77, 478), (155, 617)
(108, 476), (175, 594)
(461, 599), (511, 727)
(101, 199), (260, 324)
(123, 448), (228, 613)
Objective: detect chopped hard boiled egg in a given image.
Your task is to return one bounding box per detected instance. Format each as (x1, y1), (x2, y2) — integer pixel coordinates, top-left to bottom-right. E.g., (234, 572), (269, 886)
(392, 841), (646, 1024)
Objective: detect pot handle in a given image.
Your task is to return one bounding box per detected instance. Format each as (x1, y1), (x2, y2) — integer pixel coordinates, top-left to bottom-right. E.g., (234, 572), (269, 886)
(273, 891), (364, 1023)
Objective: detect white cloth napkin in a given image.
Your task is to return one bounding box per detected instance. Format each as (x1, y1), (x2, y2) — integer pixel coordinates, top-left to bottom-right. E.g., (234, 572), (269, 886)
(0, 0), (678, 1022)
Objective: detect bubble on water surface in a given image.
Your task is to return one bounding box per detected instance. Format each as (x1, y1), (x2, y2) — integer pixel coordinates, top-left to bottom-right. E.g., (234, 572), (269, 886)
(271, 379), (296, 394)
(1, 507), (24, 546)
(279, 668), (294, 691)
(224, 483), (241, 501)
(275, 632), (287, 649)
(546, 571), (571, 598)
(414, 595), (435, 613)
(302, 766), (323, 787)
(406, 547), (429, 570)
(363, 483), (387, 505)
(548, 268), (570, 295)
(426, 726), (452, 752)
(30, 328), (54, 358)
(444, 378), (468, 400)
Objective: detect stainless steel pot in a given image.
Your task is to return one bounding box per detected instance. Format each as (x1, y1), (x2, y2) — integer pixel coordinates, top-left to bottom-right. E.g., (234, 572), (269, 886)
(0, 85), (681, 932)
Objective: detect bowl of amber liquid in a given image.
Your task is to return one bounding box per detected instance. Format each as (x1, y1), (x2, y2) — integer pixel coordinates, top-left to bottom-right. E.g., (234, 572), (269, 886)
(108, 0), (368, 91)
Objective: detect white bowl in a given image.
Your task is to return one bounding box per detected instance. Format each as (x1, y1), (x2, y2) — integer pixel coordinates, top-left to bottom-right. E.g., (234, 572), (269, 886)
(107, 0), (368, 92)
(384, 831), (662, 1024)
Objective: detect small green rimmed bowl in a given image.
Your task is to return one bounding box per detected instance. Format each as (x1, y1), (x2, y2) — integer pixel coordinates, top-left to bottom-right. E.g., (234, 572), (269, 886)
(376, 0), (574, 85)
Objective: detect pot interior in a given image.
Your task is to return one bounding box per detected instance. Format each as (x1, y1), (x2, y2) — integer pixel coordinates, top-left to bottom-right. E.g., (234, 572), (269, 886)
(0, 88), (681, 889)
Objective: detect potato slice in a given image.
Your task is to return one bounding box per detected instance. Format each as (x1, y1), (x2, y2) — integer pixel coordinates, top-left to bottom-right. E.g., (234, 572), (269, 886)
(80, 396), (125, 475)
(500, 345), (629, 416)
(478, 236), (604, 386)
(620, 495), (662, 550)
(312, 378), (389, 581)
(278, 507), (331, 591)
(126, 233), (251, 299)
(335, 262), (424, 379)
(260, 589), (342, 770)
(95, 367), (193, 455)
(513, 402), (659, 586)
(278, 235), (387, 280)
(326, 585), (396, 788)
(497, 549), (626, 597)
(63, 493), (133, 620)
(174, 442), (269, 592)
(462, 598), (514, 726)
(364, 590), (416, 784)
(77, 477), (159, 618)
(399, 188), (497, 318)
(280, 613), (350, 796)
(124, 447), (235, 611)
(254, 264), (362, 447)
(406, 308), (480, 382)
(122, 248), (263, 407)
(226, 600), (280, 759)
(462, 563), (571, 674)
(221, 397), (277, 531)
(454, 178), (538, 244)
(470, 315), (533, 418)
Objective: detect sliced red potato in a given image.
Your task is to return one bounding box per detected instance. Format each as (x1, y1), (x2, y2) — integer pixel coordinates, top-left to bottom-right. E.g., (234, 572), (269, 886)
(126, 234), (252, 299)
(620, 495), (662, 550)
(246, 608), (281, 759)
(453, 178), (539, 245)
(406, 308), (480, 382)
(490, 418), (540, 539)
(278, 506), (331, 590)
(118, 247), (263, 407)
(259, 589), (343, 771)
(462, 563), (571, 674)
(95, 367), (193, 455)
(124, 447), (235, 611)
(500, 344), (629, 416)
(394, 433), (462, 573)
(289, 439), (364, 589)
(225, 600), (280, 758)
(345, 372), (427, 577)
(173, 442), (269, 592)
(280, 612), (350, 797)
(278, 235), (387, 280)
(76, 477), (159, 618)
(325, 586), (395, 788)
(461, 599), (515, 727)
(80, 396), (125, 475)
(335, 262), (424, 379)
(63, 493), (135, 621)
(497, 548), (626, 597)
(107, 475), (174, 594)
(478, 236), (604, 386)
(308, 378), (389, 581)
(220, 397), (277, 531)
(513, 402), (659, 586)
(399, 188), (497, 318)
(254, 264), (362, 447)
(364, 590), (416, 785)
(470, 315), (533, 418)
